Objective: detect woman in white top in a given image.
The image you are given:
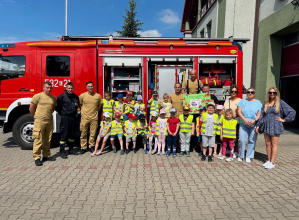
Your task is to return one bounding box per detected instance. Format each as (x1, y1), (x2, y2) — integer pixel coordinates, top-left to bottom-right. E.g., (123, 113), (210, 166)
(223, 85), (241, 157)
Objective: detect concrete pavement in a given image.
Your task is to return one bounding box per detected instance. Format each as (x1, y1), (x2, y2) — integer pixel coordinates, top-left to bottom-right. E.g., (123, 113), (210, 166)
(0, 130), (298, 220)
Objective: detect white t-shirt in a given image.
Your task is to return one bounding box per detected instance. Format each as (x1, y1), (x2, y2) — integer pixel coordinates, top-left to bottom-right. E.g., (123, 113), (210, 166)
(158, 118), (166, 133)
(201, 114), (215, 136)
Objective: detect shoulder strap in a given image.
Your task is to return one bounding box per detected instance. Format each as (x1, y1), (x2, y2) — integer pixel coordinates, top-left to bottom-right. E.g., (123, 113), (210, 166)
(186, 79), (189, 94)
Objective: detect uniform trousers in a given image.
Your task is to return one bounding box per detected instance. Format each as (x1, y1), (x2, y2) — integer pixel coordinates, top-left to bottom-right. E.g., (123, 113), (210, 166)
(80, 118), (98, 150)
(32, 119), (53, 160)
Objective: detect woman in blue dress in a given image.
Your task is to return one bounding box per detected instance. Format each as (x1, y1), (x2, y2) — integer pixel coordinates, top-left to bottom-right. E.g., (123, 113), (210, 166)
(256, 87), (296, 169)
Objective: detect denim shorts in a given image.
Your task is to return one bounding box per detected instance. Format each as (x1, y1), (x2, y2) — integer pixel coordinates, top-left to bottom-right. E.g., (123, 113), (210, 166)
(110, 134), (123, 139)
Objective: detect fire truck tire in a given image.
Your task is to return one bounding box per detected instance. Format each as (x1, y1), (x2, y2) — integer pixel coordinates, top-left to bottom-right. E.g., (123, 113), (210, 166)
(12, 114), (34, 150)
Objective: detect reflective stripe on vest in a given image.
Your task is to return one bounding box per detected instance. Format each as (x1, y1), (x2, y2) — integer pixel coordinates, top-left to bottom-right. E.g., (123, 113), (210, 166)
(103, 99), (114, 117)
(110, 120), (123, 135)
(150, 99), (160, 115)
(201, 112), (218, 135)
(124, 120), (138, 137)
(137, 120), (149, 137)
(179, 114), (193, 133)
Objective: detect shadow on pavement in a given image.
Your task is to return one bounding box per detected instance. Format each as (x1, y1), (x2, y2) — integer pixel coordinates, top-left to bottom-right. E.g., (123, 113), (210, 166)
(2, 137), (18, 148)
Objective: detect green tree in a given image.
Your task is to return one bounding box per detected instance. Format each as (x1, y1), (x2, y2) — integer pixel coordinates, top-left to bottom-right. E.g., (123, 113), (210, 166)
(116, 0), (143, 37)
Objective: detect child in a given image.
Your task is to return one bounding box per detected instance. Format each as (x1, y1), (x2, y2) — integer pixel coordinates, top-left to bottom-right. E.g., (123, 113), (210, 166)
(123, 113), (138, 154)
(103, 92), (114, 118)
(154, 108), (167, 155)
(110, 112), (124, 155)
(201, 102), (218, 162)
(166, 108), (180, 157)
(149, 111), (158, 154)
(179, 106), (194, 157)
(159, 93), (172, 118)
(214, 105), (224, 158)
(123, 91), (135, 121)
(148, 91), (160, 117)
(113, 94), (124, 120)
(91, 112), (111, 156)
(134, 95), (146, 117)
(137, 113), (149, 154)
(197, 106), (206, 157)
(219, 109), (238, 162)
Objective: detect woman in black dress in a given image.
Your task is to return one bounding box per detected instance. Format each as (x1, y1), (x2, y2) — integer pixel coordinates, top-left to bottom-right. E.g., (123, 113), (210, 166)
(256, 87), (296, 169)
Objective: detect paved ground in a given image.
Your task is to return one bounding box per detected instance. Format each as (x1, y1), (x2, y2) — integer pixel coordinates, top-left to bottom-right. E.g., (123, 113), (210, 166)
(0, 129), (299, 220)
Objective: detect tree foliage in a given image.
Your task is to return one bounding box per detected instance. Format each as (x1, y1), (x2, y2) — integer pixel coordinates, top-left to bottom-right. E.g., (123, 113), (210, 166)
(116, 0), (143, 37)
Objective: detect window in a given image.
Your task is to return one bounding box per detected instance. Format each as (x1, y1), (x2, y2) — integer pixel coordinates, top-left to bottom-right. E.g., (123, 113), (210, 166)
(46, 56), (70, 77)
(207, 21), (212, 38)
(0, 56), (25, 80)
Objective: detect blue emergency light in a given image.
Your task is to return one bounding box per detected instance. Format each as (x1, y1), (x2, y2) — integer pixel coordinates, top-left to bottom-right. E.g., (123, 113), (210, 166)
(0, 44), (16, 48)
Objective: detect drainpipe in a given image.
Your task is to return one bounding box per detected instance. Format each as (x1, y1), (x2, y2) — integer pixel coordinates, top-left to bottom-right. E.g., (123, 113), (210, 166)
(251, 0), (261, 88)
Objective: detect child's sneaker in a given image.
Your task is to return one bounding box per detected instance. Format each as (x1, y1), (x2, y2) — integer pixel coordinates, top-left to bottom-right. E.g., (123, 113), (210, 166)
(157, 152), (160, 155)
(263, 160), (270, 167)
(265, 162), (275, 169)
(125, 149), (129, 154)
(91, 151), (96, 157)
(198, 151), (203, 157)
(113, 148), (117, 153)
(166, 150), (170, 157)
(95, 151), (102, 156)
(179, 152), (184, 157)
(120, 149), (124, 155)
(173, 149), (177, 157)
(201, 155), (206, 161)
(173, 153), (177, 157)
(208, 156), (213, 162)
(246, 158), (251, 163)
(186, 152), (190, 157)
(144, 149), (148, 154)
(219, 156), (226, 160)
(133, 148), (137, 154)
(237, 157), (243, 162)
(226, 157), (233, 162)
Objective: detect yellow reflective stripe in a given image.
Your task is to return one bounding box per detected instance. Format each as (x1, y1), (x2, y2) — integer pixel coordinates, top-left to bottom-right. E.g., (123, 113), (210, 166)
(223, 128), (235, 132)
(68, 139), (74, 142)
(60, 141), (66, 144)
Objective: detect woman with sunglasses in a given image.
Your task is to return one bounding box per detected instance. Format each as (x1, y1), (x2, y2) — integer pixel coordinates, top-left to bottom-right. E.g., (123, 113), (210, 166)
(223, 85), (241, 157)
(256, 87), (295, 169)
(237, 87), (262, 163)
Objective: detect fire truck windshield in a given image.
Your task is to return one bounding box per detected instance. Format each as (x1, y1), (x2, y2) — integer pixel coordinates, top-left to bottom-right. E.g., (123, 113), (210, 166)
(0, 56), (25, 80)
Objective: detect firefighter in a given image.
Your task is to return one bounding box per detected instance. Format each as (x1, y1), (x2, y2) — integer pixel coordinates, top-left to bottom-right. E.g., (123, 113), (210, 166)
(182, 69), (203, 94)
(79, 81), (103, 154)
(56, 82), (79, 159)
(29, 81), (56, 166)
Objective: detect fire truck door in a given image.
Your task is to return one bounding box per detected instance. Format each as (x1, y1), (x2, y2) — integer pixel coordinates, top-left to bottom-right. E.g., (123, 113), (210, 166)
(41, 52), (75, 97)
(0, 52), (30, 100)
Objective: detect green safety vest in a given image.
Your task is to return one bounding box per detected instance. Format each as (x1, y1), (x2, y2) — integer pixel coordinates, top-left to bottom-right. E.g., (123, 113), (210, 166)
(100, 120), (111, 134)
(149, 99), (160, 115)
(179, 114), (193, 133)
(155, 118), (168, 136)
(103, 99), (114, 118)
(201, 112), (218, 135)
(124, 100), (135, 114)
(110, 120), (123, 135)
(124, 120), (138, 137)
(221, 118), (237, 138)
(137, 120), (149, 138)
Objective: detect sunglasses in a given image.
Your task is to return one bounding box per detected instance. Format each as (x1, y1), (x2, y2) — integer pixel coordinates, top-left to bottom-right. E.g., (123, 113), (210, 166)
(269, 91), (277, 95)
(230, 91), (238, 94)
(247, 91), (255, 94)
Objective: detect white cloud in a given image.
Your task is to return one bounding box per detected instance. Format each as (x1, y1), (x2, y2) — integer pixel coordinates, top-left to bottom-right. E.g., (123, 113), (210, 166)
(0, 36), (22, 43)
(138, 30), (162, 37)
(158, 9), (180, 25)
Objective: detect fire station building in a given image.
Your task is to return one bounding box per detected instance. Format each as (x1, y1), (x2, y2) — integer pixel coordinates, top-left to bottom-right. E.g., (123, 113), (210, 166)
(181, 0), (299, 125)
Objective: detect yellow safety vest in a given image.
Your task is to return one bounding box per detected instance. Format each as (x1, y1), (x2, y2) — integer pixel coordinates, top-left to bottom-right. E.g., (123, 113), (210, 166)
(135, 102), (146, 115)
(124, 100), (135, 114)
(124, 120), (139, 137)
(196, 117), (202, 136)
(114, 101), (124, 119)
(110, 120), (123, 135)
(201, 112), (218, 135)
(137, 120), (149, 138)
(149, 99), (160, 115)
(100, 120), (111, 134)
(103, 99), (114, 118)
(221, 118), (237, 138)
(155, 118), (167, 135)
(216, 115), (223, 135)
(179, 114), (193, 133)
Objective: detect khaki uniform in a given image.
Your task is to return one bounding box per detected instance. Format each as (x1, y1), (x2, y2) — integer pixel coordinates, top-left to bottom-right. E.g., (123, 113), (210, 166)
(79, 92), (102, 149)
(182, 79), (203, 94)
(169, 93), (184, 118)
(31, 92), (56, 160)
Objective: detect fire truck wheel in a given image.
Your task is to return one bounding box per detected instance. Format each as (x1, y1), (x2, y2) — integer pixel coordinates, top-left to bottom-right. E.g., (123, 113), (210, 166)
(12, 114), (34, 150)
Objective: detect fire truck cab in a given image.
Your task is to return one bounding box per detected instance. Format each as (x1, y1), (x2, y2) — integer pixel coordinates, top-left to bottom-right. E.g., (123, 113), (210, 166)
(0, 36), (248, 149)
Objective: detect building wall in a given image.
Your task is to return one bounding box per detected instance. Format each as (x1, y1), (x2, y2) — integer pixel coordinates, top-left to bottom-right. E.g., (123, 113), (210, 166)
(259, 0), (293, 22)
(223, 0), (256, 89)
(255, 2), (299, 101)
(193, 2), (218, 38)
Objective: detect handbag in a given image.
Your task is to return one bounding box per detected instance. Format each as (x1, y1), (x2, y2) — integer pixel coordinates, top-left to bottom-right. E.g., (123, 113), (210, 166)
(258, 114), (268, 134)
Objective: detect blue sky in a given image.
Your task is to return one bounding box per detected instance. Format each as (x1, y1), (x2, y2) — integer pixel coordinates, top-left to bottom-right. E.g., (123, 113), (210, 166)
(0, 0), (185, 43)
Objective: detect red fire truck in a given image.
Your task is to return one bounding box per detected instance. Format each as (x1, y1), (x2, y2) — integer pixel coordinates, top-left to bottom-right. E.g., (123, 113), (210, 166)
(0, 36), (248, 149)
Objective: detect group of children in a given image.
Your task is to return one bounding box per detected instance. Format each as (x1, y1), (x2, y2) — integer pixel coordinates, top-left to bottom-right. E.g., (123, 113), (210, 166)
(92, 91), (238, 162)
